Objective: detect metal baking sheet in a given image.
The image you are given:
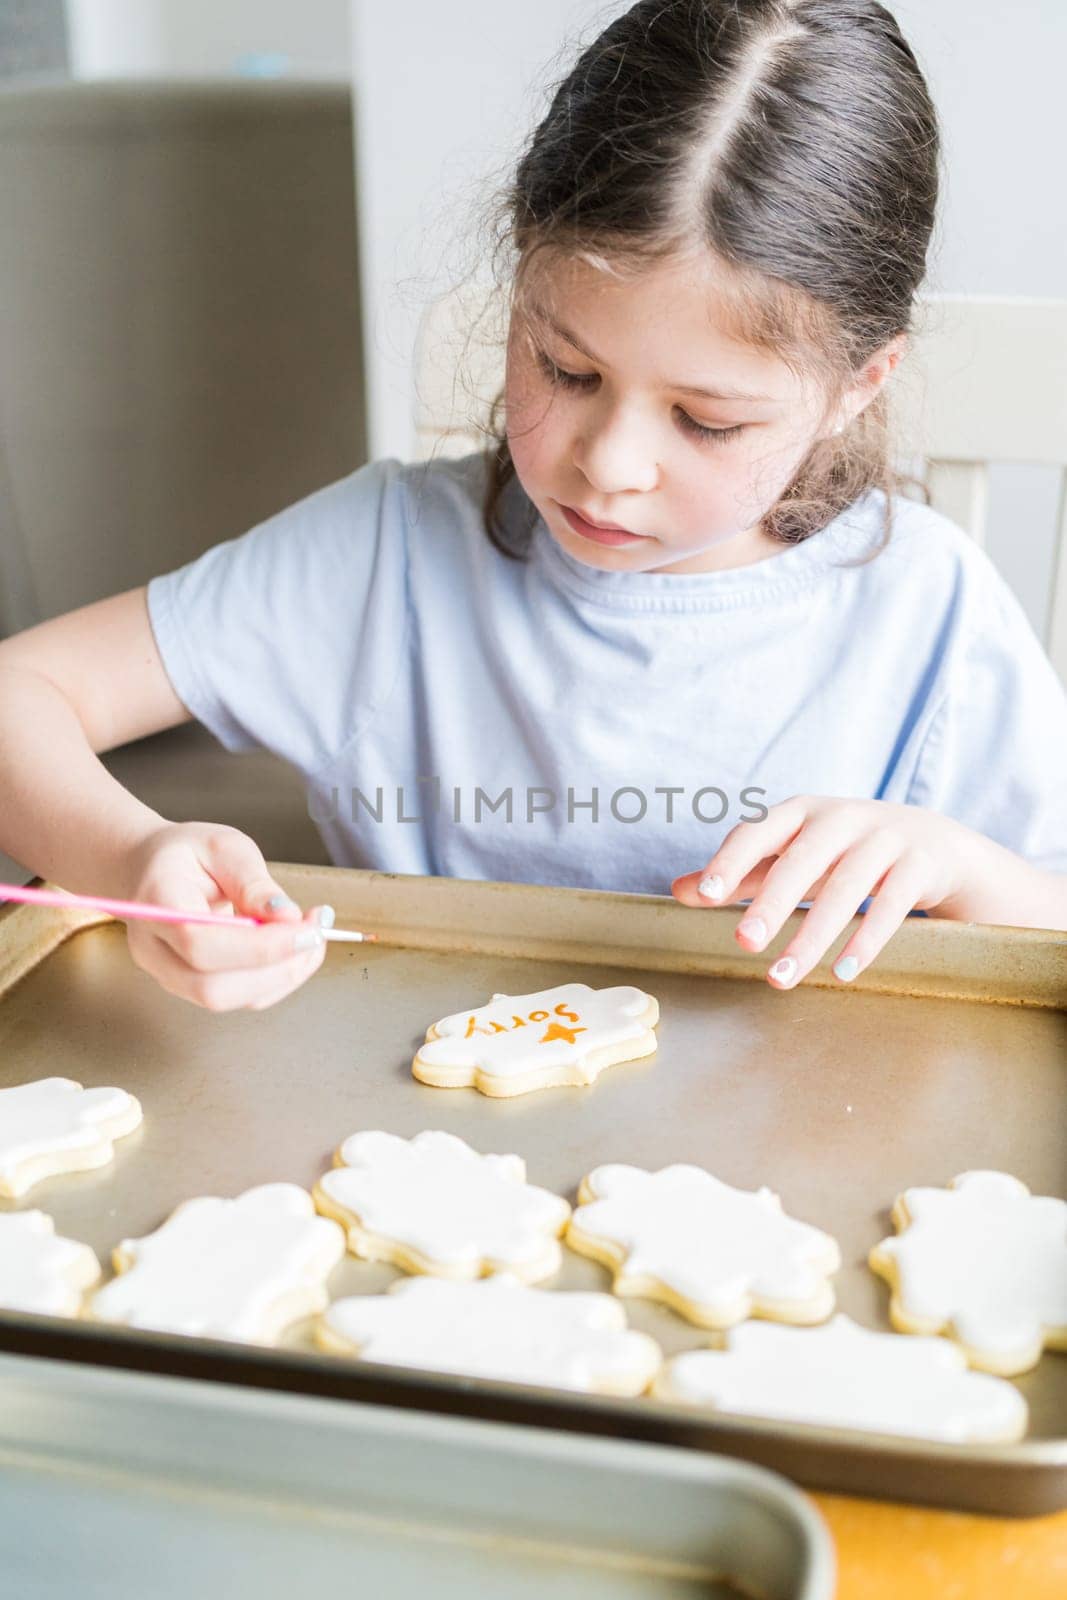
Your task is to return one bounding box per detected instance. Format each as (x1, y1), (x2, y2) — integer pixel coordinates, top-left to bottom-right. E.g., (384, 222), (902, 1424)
(0, 1352), (834, 1600)
(0, 866), (1064, 1518)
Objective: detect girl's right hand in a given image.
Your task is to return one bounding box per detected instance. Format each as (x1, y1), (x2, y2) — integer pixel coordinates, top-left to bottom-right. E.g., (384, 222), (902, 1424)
(122, 821), (330, 1012)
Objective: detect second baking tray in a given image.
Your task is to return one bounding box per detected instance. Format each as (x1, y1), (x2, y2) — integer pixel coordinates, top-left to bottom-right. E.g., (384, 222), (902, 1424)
(0, 866), (1064, 1516)
(0, 1351), (833, 1600)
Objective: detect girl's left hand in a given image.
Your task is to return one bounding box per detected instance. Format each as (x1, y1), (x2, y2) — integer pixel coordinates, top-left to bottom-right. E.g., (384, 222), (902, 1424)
(671, 795), (985, 989)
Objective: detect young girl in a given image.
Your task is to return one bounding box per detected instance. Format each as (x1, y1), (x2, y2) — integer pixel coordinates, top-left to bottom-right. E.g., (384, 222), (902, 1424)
(1, 0), (1064, 1013)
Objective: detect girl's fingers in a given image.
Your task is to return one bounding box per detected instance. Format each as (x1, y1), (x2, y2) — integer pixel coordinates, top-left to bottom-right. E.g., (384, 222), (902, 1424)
(826, 853), (933, 985)
(216, 938), (327, 1011)
(732, 820), (898, 953)
(246, 955), (326, 1011)
(675, 796), (813, 909)
(671, 867), (761, 907)
(758, 835), (904, 988)
(135, 926), (327, 1012)
(148, 905), (330, 974)
(673, 796), (959, 989)
(200, 830), (303, 923)
(137, 827), (305, 922)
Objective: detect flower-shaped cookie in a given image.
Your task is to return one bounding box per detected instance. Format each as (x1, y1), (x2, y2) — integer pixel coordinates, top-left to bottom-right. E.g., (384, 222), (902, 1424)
(319, 1274), (662, 1396)
(654, 1315), (1027, 1443)
(91, 1183), (345, 1343)
(412, 982), (659, 1097)
(567, 1163), (840, 1328)
(869, 1170), (1067, 1375)
(313, 1130), (571, 1282)
(0, 1077), (142, 1198)
(0, 1210), (101, 1317)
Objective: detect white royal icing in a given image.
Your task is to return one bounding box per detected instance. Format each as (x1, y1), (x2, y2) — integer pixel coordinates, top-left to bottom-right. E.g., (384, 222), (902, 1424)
(413, 982), (658, 1093)
(0, 1077), (142, 1197)
(656, 1314), (1027, 1443)
(92, 1184), (345, 1343)
(321, 1275), (662, 1395)
(568, 1163), (840, 1327)
(0, 1210), (100, 1317)
(870, 1170), (1067, 1374)
(315, 1130), (571, 1282)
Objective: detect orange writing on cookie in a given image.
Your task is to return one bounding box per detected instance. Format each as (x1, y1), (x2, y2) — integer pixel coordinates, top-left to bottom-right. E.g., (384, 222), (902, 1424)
(465, 1001), (584, 1043)
(539, 1021), (586, 1045)
(415, 984), (659, 1099)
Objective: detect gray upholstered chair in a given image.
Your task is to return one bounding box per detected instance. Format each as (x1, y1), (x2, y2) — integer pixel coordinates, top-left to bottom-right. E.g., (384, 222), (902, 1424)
(0, 79), (369, 879)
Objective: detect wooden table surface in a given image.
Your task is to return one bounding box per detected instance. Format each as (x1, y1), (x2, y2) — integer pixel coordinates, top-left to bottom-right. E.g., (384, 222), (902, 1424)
(814, 1495), (1067, 1598)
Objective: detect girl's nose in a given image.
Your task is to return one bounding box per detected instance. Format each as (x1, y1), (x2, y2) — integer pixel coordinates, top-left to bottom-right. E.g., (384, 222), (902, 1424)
(573, 412), (659, 495)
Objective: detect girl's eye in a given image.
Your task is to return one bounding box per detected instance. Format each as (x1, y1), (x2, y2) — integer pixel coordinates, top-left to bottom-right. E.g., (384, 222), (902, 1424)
(535, 350), (745, 445)
(536, 351), (596, 391)
(675, 412), (745, 445)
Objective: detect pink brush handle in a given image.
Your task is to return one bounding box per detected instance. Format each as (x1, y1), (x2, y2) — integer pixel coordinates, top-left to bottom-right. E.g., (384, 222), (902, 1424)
(1, 880), (269, 929)
(0, 881), (376, 944)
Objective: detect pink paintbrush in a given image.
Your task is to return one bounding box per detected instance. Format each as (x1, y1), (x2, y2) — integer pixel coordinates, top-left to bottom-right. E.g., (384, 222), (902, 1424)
(0, 882), (377, 943)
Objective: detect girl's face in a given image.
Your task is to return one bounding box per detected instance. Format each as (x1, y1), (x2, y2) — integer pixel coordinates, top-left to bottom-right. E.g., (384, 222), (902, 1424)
(505, 253), (877, 576)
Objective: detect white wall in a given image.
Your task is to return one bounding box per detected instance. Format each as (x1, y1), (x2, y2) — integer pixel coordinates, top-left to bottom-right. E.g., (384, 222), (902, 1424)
(65, 0), (350, 80)
(350, 0), (1066, 632)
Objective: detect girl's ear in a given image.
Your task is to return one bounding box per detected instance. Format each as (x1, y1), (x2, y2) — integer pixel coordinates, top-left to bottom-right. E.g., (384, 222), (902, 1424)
(839, 333), (909, 429)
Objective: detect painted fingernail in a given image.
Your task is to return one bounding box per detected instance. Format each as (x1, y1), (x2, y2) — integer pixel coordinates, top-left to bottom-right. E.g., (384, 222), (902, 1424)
(768, 956), (800, 987)
(737, 916), (768, 949)
(317, 904), (336, 929)
(267, 894), (298, 911)
(834, 955), (860, 983)
(295, 928), (324, 952)
(698, 875), (725, 902)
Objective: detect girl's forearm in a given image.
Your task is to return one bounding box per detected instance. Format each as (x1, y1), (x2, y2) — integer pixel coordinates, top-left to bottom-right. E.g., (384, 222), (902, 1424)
(0, 665), (167, 898)
(931, 829), (1067, 931)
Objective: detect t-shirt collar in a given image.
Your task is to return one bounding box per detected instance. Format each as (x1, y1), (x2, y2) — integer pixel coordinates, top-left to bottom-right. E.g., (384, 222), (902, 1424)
(530, 494), (884, 615)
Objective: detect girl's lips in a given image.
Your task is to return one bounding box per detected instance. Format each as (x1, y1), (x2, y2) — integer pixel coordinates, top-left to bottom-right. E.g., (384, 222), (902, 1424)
(559, 503), (648, 546)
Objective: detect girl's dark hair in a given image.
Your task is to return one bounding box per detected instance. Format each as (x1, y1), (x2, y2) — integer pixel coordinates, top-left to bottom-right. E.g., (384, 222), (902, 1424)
(462, 0), (940, 558)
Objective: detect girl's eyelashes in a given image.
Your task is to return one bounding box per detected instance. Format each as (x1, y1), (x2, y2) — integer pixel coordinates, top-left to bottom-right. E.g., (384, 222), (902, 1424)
(534, 350), (745, 445)
(535, 350), (595, 391)
(675, 412), (744, 445)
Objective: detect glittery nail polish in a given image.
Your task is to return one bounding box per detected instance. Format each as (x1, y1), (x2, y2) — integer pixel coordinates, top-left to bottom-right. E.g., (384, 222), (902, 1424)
(698, 874), (725, 901)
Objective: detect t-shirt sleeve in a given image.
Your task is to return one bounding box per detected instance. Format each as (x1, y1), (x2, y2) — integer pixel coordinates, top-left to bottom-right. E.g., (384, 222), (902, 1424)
(146, 458), (409, 778)
(907, 555), (1067, 874)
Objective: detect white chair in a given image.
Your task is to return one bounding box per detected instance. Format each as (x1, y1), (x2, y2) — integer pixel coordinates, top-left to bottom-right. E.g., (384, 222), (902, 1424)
(898, 296), (1067, 685)
(412, 288), (1067, 686)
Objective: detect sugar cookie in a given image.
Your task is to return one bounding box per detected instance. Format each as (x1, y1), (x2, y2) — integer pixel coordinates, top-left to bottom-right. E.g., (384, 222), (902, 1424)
(91, 1183), (345, 1343)
(654, 1315), (1027, 1443)
(0, 1210), (101, 1317)
(412, 982), (659, 1097)
(0, 1077), (142, 1199)
(567, 1163), (840, 1328)
(313, 1130), (571, 1283)
(319, 1274), (662, 1396)
(869, 1170), (1067, 1376)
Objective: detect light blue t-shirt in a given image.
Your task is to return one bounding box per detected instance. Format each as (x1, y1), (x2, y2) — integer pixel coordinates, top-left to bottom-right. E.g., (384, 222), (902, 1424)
(146, 451), (1067, 895)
